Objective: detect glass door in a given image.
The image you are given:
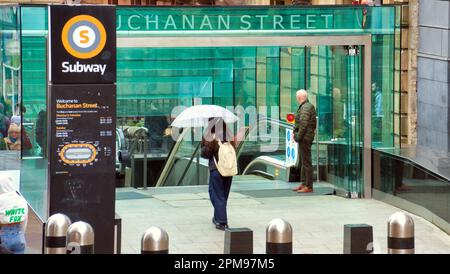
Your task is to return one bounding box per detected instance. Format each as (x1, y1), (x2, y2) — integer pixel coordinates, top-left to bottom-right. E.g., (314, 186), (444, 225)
(304, 45), (363, 197)
(117, 38), (368, 197)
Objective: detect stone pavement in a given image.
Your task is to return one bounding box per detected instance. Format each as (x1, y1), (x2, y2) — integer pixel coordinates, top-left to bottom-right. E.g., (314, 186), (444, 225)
(115, 187), (450, 254)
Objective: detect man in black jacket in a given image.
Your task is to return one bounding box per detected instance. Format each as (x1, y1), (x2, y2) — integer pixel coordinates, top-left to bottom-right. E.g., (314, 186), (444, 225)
(292, 89), (317, 193)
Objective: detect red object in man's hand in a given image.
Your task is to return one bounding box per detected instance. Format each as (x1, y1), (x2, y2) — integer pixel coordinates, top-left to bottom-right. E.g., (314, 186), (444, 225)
(286, 113), (295, 124)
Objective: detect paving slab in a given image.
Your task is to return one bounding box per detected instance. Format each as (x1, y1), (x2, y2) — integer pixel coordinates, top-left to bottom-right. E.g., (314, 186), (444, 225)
(116, 190), (450, 254)
(153, 193), (204, 201)
(197, 192), (249, 199)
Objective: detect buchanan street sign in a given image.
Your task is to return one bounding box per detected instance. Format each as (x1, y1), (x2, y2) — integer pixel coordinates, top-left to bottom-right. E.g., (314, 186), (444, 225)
(117, 12), (334, 31)
(116, 6), (392, 33)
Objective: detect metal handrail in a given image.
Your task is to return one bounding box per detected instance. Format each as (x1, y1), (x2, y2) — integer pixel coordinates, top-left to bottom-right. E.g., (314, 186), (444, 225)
(2, 63), (21, 71)
(154, 128), (189, 187)
(156, 117), (270, 187)
(172, 122), (253, 187)
(176, 141), (202, 187)
(242, 155), (288, 175)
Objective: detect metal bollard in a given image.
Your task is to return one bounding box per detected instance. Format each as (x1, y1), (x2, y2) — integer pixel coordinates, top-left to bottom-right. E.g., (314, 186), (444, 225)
(266, 218), (293, 254)
(45, 213), (71, 254)
(66, 221), (95, 254)
(388, 212), (414, 254)
(141, 226), (169, 254)
(224, 228), (253, 254)
(343, 224), (373, 254)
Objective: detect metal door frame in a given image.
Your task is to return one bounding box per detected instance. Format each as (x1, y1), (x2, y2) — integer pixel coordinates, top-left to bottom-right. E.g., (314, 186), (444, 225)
(118, 35), (372, 198)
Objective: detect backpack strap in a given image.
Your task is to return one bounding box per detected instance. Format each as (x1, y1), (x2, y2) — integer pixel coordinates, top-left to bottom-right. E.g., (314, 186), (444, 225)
(214, 140), (222, 163)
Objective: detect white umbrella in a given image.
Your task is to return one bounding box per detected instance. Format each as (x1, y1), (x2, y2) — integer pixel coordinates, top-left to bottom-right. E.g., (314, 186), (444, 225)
(171, 105), (239, 128)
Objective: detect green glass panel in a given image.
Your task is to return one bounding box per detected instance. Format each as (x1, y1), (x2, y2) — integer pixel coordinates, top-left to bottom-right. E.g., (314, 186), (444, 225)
(21, 7), (48, 158)
(14, 5), (399, 197)
(0, 6), (20, 123)
(19, 6), (48, 220)
(371, 33), (395, 148)
(304, 45), (363, 195)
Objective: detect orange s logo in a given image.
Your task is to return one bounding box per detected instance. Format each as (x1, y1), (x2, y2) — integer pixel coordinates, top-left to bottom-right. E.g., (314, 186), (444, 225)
(79, 30), (89, 44)
(61, 15), (106, 59)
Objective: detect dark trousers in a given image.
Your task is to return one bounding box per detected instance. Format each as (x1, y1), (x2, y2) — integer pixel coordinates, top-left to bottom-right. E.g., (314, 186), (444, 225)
(298, 140), (314, 188)
(208, 169), (232, 225)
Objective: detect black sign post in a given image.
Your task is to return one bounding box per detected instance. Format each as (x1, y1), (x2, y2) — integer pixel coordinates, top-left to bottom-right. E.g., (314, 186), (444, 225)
(47, 5), (116, 253)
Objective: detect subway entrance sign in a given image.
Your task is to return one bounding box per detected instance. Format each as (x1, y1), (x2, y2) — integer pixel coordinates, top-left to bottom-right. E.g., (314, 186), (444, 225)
(49, 6), (116, 84)
(47, 5), (116, 253)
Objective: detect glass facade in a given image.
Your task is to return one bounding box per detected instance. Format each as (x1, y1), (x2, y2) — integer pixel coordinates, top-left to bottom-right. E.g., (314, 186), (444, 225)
(0, 5), (21, 191)
(114, 6), (396, 197)
(17, 5), (398, 151)
(0, 5), (21, 141)
(154, 45), (363, 194)
(21, 7), (47, 158)
(19, 7), (48, 218)
(0, 5), (402, 217)
(113, 6), (397, 197)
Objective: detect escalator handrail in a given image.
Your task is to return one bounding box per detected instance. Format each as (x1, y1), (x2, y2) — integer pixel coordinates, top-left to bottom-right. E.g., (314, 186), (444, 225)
(154, 128), (190, 187)
(170, 124), (251, 187)
(242, 155), (288, 175)
(157, 124), (251, 187)
(236, 116), (294, 160)
(262, 116), (293, 129)
(176, 141), (202, 186)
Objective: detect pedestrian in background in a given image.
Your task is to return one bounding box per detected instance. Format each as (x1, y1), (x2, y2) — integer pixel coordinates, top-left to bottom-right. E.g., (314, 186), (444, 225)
(292, 89), (317, 193)
(10, 104), (21, 126)
(1, 123), (21, 151)
(0, 103), (10, 139)
(0, 174), (28, 254)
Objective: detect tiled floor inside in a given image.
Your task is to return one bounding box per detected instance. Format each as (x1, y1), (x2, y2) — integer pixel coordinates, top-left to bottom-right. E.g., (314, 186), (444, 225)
(115, 179), (450, 254)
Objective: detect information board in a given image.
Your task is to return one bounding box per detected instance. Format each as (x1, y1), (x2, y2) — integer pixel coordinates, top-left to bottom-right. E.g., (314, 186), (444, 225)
(48, 5), (116, 253)
(48, 84), (116, 253)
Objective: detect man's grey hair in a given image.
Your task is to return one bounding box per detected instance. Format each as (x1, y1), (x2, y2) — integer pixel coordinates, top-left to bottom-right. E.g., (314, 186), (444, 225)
(296, 89), (308, 99)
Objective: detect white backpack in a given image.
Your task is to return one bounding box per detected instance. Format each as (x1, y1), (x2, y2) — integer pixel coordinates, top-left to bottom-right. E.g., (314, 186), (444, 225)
(214, 140), (238, 177)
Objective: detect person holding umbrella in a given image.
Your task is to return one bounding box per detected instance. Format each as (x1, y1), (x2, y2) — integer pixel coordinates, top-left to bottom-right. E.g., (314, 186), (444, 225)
(201, 117), (236, 230)
(171, 105), (239, 230)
